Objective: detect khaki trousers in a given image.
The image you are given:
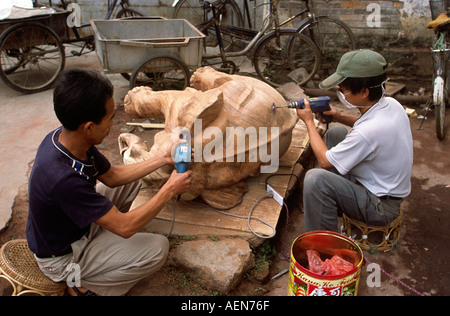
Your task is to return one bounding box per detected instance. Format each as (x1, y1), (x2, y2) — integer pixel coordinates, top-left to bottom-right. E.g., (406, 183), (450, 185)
(303, 126), (402, 232)
(35, 181), (169, 296)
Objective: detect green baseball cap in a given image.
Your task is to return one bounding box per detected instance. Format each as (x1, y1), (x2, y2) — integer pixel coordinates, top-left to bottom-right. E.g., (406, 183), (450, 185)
(319, 49), (387, 90)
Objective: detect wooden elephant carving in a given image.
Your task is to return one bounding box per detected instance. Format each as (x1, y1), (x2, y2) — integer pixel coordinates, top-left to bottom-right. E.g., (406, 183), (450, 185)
(119, 67), (298, 209)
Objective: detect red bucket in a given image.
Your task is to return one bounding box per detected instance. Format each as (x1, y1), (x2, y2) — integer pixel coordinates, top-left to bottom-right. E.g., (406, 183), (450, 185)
(288, 231), (364, 296)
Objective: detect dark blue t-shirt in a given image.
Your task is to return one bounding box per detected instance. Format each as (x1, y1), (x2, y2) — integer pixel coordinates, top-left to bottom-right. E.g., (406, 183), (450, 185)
(26, 127), (114, 258)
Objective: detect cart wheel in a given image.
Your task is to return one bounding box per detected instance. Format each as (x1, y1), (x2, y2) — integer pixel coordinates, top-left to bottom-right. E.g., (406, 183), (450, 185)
(0, 23), (65, 94)
(130, 54), (190, 91)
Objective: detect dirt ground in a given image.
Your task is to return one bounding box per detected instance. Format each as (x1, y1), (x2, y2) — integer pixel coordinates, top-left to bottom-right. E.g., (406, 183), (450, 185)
(1, 70), (449, 296)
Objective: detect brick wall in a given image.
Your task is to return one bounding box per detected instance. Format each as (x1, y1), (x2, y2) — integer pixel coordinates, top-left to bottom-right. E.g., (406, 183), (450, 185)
(77, 0), (433, 47)
(278, 0), (435, 80)
(77, 0), (434, 80)
(279, 0), (433, 47)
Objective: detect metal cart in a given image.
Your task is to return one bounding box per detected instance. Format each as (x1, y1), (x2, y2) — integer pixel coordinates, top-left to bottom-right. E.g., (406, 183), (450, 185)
(0, 5), (94, 93)
(90, 18), (205, 91)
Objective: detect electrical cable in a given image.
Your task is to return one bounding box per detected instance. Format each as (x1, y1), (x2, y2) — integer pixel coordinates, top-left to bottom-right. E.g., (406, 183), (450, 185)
(167, 172), (300, 239)
(168, 193), (280, 239)
(167, 195), (180, 238)
(207, 192), (277, 239)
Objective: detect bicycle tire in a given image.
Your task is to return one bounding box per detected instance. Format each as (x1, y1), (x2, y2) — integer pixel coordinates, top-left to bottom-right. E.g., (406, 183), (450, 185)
(0, 23), (65, 94)
(115, 8), (144, 18)
(130, 54), (190, 91)
(54, 0), (78, 10)
(172, 0), (243, 50)
(252, 30), (320, 87)
(297, 16), (356, 75)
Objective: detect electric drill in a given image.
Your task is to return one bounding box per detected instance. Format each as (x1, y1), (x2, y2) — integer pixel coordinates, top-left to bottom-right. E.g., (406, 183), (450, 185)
(174, 141), (191, 174)
(169, 141), (191, 236)
(275, 96), (332, 124)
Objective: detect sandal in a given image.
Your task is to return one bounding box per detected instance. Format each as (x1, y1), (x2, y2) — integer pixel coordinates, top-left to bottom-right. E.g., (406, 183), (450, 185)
(69, 286), (97, 296)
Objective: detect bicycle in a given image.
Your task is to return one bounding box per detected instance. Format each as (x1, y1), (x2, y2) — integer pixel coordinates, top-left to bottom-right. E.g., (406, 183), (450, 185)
(281, 0), (356, 75)
(174, 0), (355, 74)
(428, 0), (449, 139)
(104, 0), (144, 19)
(129, 0), (320, 89)
(201, 0), (321, 87)
(172, 0), (244, 51)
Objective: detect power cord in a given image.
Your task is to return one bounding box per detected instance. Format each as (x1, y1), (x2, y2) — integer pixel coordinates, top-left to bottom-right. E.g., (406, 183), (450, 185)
(166, 172), (301, 239)
(167, 195), (180, 238)
(200, 192), (277, 239)
(167, 192), (282, 239)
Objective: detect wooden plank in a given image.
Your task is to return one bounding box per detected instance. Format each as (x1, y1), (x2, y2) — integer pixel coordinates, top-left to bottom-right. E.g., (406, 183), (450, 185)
(132, 120), (311, 246)
(385, 81), (405, 96)
(126, 122), (165, 129)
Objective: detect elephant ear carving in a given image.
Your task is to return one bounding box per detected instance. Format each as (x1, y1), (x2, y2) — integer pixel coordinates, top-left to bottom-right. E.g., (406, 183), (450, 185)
(118, 133), (151, 163)
(177, 90), (224, 131)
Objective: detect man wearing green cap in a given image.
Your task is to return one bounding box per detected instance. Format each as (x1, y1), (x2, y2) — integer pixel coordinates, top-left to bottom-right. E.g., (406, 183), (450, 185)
(297, 49), (413, 232)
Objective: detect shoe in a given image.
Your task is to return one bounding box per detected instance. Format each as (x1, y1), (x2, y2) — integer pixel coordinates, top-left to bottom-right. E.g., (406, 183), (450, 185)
(69, 286), (97, 296)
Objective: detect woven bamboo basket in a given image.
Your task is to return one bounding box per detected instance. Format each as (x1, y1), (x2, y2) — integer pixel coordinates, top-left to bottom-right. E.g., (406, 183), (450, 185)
(0, 239), (66, 296)
(341, 211), (403, 253)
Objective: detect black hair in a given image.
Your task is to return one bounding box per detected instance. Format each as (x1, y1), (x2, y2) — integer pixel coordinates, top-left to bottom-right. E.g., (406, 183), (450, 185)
(53, 69), (114, 131)
(340, 73), (387, 102)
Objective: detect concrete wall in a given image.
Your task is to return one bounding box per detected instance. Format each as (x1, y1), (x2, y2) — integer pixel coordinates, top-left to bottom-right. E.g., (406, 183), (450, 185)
(76, 0), (172, 21)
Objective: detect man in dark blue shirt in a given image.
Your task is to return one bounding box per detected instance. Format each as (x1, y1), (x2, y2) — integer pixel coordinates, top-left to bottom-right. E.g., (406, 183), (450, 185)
(26, 69), (191, 296)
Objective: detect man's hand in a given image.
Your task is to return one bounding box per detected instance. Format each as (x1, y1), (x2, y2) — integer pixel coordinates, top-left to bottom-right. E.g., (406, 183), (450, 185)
(164, 169), (192, 197)
(96, 169), (192, 239)
(164, 137), (194, 167)
(317, 104), (340, 124)
(296, 99), (314, 124)
(162, 139), (186, 166)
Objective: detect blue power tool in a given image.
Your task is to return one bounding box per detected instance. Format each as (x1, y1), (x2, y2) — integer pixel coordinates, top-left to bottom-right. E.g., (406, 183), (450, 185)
(273, 96), (332, 123)
(174, 142), (191, 174)
(168, 141), (191, 237)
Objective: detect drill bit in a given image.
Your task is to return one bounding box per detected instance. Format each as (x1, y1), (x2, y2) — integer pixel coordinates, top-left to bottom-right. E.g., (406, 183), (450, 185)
(272, 102), (293, 114)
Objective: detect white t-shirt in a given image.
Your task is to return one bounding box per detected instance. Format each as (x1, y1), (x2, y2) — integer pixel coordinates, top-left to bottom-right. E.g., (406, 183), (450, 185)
(325, 97), (413, 197)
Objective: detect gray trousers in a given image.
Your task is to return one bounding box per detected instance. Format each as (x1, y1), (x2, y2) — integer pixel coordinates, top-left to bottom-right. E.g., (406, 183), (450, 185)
(303, 126), (402, 232)
(36, 181), (169, 296)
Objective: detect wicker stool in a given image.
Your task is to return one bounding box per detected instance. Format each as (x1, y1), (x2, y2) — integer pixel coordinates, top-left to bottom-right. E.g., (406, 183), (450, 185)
(341, 211), (403, 253)
(0, 239), (66, 296)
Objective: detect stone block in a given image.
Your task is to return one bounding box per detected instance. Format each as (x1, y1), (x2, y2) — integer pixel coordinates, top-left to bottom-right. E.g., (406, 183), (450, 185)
(168, 238), (255, 294)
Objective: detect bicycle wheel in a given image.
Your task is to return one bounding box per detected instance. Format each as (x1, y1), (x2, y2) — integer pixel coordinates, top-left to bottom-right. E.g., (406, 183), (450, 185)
(130, 54), (190, 91)
(172, 0), (243, 49)
(0, 23), (65, 93)
(297, 16), (356, 76)
(116, 8), (144, 18)
(253, 30), (320, 87)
